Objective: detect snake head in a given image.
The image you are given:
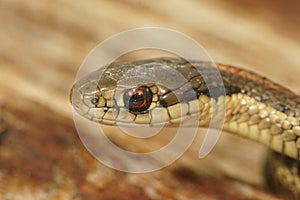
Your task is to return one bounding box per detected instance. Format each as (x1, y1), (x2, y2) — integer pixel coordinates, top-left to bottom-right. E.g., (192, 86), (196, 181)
(70, 58), (224, 126)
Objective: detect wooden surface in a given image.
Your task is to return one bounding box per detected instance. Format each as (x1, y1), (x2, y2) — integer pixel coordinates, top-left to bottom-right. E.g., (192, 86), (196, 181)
(1, 0), (300, 199)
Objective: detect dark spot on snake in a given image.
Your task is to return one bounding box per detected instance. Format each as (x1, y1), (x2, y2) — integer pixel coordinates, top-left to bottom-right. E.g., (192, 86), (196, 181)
(225, 86), (241, 95)
(196, 85), (241, 99)
(159, 92), (178, 107)
(255, 94), (269, 102)
(278, 104), (290, 112)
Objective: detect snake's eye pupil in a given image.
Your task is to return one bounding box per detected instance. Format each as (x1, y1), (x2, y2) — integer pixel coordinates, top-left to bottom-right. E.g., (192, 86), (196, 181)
(131, 93), (145, 106)
(91, 97), (99, 105)
(124, 86), (152, 114)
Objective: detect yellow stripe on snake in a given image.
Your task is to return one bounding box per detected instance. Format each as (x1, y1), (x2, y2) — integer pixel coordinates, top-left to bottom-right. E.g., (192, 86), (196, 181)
(70, 58), (300, 199)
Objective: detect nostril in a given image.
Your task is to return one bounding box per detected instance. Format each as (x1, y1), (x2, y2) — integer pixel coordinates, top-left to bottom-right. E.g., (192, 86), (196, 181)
(91, 97), (99, 105)
(83, 94), (99, 107)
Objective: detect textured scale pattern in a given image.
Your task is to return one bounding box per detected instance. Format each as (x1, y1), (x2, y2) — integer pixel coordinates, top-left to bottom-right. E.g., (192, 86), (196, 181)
(70, 57), (300, 199)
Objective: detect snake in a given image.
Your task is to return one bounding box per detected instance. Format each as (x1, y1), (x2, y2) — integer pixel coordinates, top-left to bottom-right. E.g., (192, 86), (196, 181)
(70, 57), (300, 199)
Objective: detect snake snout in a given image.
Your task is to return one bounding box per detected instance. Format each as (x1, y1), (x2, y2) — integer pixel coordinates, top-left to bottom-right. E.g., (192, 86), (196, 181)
(70, 78), (100, 117)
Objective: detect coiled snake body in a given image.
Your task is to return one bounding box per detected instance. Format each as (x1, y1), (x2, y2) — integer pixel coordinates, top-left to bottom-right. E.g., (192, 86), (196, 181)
(70, 58), (300, 199)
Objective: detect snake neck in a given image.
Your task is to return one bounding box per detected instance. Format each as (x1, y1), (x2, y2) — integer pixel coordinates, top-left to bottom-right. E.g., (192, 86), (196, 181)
(210, 64), (300, 161)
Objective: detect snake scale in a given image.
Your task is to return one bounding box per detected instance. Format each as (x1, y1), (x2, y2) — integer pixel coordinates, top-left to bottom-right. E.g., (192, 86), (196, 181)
(70, 57), (300, 199)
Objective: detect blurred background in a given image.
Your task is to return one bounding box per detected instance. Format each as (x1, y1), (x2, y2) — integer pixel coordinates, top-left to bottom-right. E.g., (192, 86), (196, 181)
(0, 0), (300, 199)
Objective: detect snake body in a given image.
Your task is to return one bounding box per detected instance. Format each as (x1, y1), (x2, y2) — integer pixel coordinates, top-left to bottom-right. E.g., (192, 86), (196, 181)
(70, 57), (300, 198)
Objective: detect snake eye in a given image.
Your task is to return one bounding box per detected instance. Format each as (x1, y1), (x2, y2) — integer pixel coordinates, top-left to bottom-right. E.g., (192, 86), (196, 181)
(124, 86), (153, 114)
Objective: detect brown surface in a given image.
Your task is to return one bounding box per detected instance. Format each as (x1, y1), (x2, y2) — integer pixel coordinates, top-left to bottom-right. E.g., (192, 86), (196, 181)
(1, 0), (300, 199)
